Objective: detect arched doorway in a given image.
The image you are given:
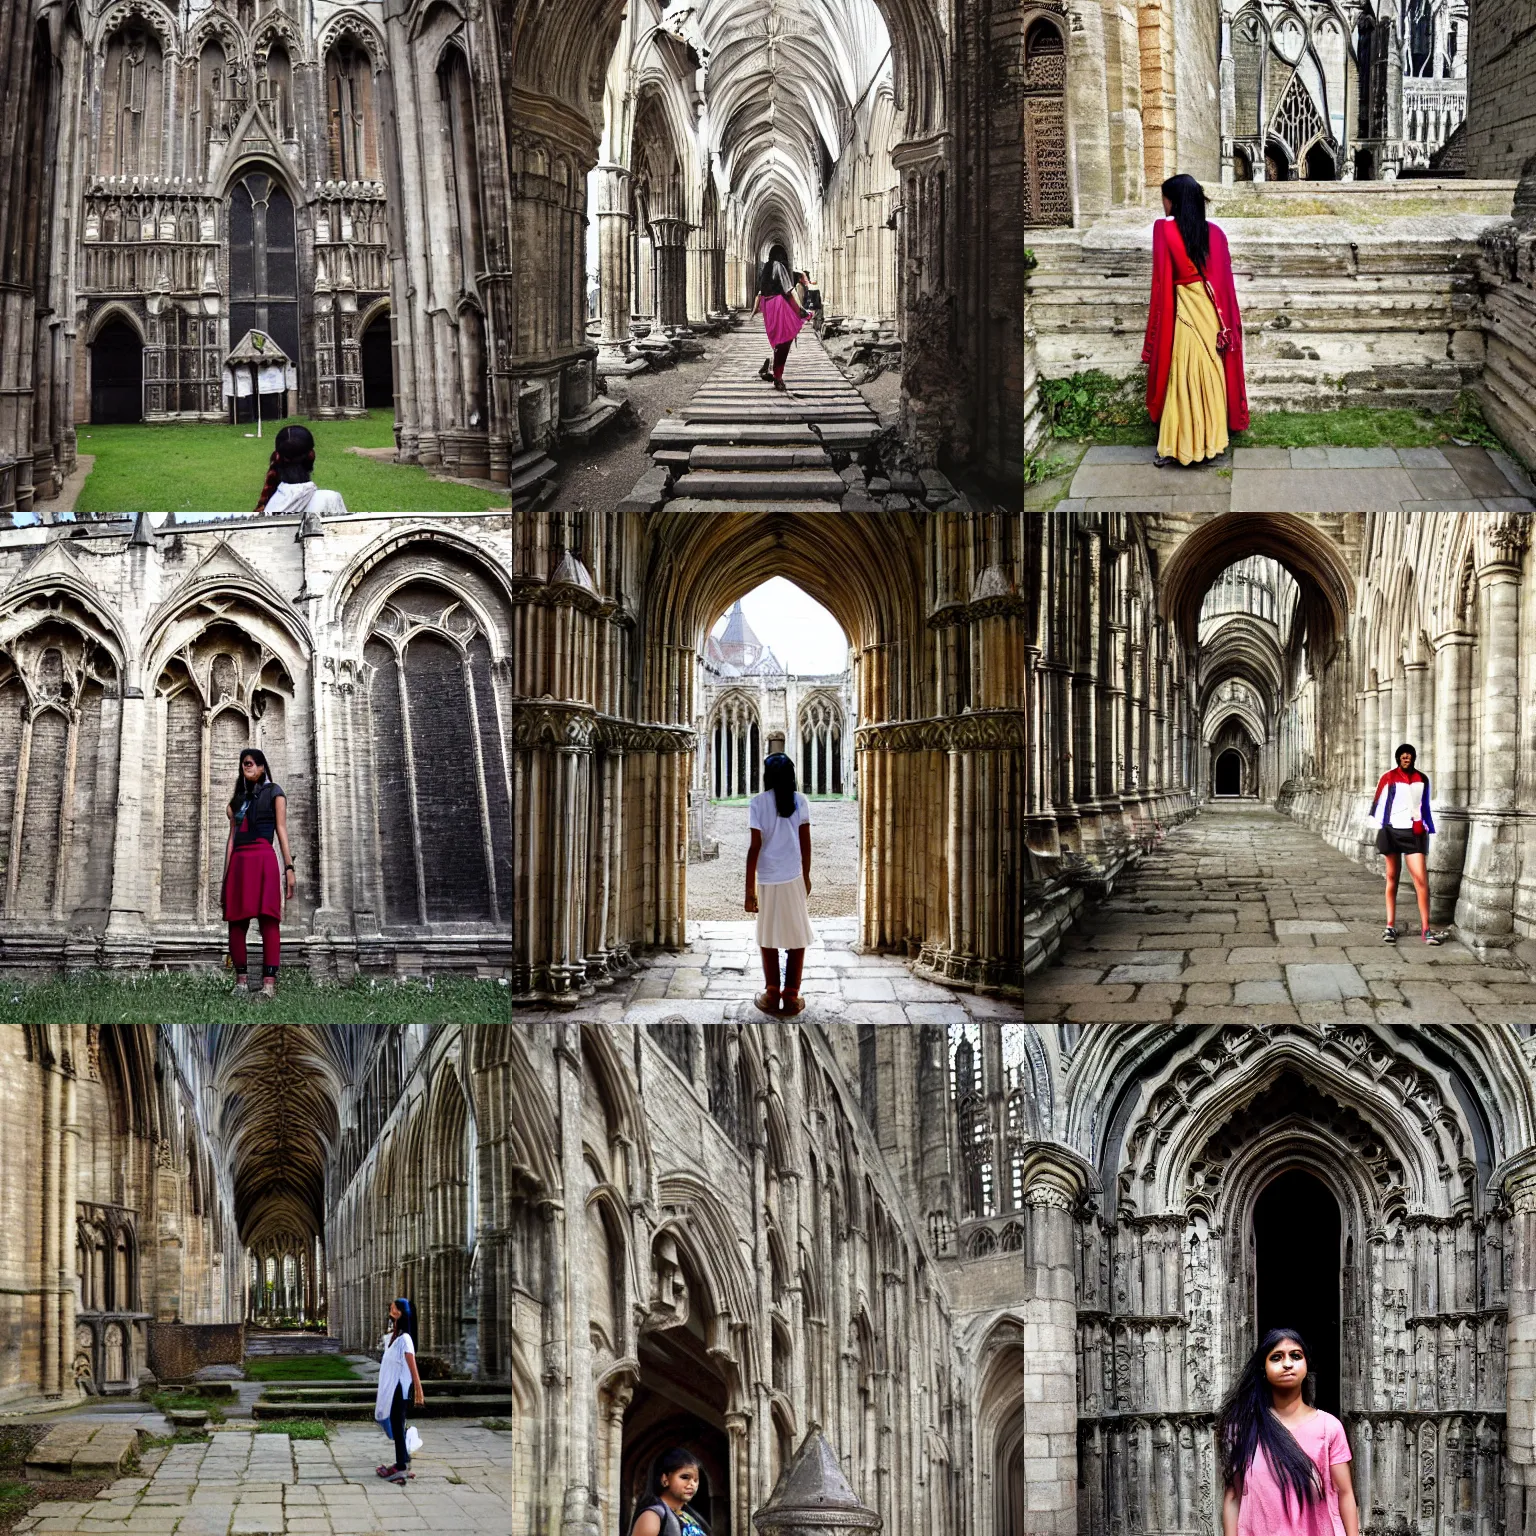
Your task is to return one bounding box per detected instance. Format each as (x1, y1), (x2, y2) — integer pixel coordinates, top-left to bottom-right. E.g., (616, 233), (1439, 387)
(1214, 749), (1243, 796)
(1023, 18), (1070, 226)
(1305, 141), (1337, 180)
(360, 311), (393, 408)
(1265, 139), (1292, 181)
(90, 319), (143, 423)
(1254, 1168), (1342, 1415)
(228, 168), (300, 417)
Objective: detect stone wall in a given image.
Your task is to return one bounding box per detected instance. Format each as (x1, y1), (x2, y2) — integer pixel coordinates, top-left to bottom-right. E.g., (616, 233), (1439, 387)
(1173, 0), (1222, 184)
(0, 511), (513, 978)
(1027, 181), (1516, 411)
(1463, 0), (1536, 179)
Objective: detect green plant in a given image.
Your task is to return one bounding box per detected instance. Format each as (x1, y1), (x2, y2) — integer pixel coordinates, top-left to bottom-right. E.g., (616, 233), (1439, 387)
(244, 1354), (359, 1382)
(1023, 452), (1074, 486)
(0, 970), (510, 1024)
(1433, 389), (1508, 451)
(254, 1420), (330, 1440)
(73, 410), (508, 514)
(148, 1391), (226, 1423)
(138, 1432), (212, 1449)
(1023, 248), (1038, 273)
(0, 1480), (32, 1523)
(1039, 370), (1152, 442)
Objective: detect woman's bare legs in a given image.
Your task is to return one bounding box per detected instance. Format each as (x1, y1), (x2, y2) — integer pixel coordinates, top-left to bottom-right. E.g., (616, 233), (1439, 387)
(1383, 853), (1401, 929)
(1404, 851), (1433, 935)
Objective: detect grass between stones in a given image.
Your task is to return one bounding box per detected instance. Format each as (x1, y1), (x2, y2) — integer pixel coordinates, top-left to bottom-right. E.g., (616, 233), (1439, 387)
(244, 1355), (360, 1382)
(0, 971), (511, 1024)
(253, 1420), (330, 1440)
(72, 411), (507, 514)
(148, 1391), (227, 1423)
(481, 1419), (513, 1432)
(138, 1432), (213, 1449)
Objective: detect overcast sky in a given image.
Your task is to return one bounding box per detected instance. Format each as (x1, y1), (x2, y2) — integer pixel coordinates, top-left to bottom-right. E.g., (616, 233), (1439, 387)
(712, 578), (850, 674)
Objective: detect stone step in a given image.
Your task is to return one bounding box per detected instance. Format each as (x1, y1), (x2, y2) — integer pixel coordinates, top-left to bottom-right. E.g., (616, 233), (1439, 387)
(671, 470), (848, 500)
(665, 498), (862, 515)
(510, 453), (558, 500)
(27, 1423), (142, 1477)
(688, 445), (832, 470)
(560, 397), (625, 442)
(251, 1394), (512, 1421)
(681, 406), (877, 423)
(648, 422), (820, 451)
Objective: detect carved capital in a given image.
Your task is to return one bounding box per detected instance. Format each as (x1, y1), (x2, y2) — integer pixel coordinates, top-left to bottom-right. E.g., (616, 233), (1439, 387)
(1474, 508), (1530, 575)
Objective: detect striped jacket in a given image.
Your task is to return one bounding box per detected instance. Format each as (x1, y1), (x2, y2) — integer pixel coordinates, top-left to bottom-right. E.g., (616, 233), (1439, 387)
(1369, 769), (1435, 834)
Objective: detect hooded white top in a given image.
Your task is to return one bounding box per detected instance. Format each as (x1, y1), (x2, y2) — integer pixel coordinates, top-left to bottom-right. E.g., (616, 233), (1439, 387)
(375, 1330), (416, 1421)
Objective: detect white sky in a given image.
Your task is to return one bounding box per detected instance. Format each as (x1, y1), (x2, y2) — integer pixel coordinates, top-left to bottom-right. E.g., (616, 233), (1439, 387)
(712, 578), (849, 674)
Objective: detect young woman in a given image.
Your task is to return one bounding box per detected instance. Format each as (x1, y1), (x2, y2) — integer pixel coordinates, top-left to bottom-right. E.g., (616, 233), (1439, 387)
(745, 753), (814, 1016)
(1370, 742), (1442, 945)
(220, 748), (296, 998)
(374, 1298), (425, 1486)
(753, 260), (808, 391)
(630, 1448), (709, 1536)
(253, 423), (349, 515)
(1141, 173), (1250, 467)
(1219, 1328), (1358, 1536)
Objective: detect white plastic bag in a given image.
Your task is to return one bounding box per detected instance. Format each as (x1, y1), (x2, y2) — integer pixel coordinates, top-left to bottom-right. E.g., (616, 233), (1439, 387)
(405, 1425), (422, 1455)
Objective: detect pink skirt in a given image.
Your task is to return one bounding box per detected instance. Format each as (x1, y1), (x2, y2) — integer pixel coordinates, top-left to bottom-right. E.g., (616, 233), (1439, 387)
(223, 841), (283, 922)
(763, 293), (805, 350)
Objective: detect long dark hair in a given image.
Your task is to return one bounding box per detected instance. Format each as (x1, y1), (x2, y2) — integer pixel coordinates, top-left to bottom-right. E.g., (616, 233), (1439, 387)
(229, 746), (273, 816)
(255, 423), (317, 512)
(391, 1297), (417, 1344)
(763, 754), (797, 818)
(758, 260), (792, 299)
(1217, 1328), (1324, 1512)
(635, 1449), (703, 1529)
(1162, 173), (1211, 273)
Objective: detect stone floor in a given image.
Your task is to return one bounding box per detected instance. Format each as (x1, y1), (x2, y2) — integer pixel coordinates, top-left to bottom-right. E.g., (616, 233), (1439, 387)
(1028, 802), (1536, 1023)
(12, 1422), (511, 1536)
(689, 796), (860, 920)
(1048, 441), (1536, 513)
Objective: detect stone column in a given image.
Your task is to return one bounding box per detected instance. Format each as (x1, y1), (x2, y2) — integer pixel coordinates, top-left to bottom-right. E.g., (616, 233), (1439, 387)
(1012, 1146), (1094, 1534)
(593, 164), (640, 373)
(1456, 511), (1528, 940)
(1404, 659), (1428, 758)
(1504, 1159), (1536, 1530)
(651, 218), (690, 331)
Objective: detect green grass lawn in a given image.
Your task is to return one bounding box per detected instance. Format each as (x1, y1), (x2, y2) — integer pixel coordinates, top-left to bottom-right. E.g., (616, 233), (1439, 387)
(73, 411), (507, 514)
(244, 1355), (359, 1382)
(0, 971), (510, 1024)
(147, 1391), (227, 1423)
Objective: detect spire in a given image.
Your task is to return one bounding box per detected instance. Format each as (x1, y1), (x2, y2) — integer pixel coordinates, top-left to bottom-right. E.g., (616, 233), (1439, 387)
(753, 1429), (880, 1532)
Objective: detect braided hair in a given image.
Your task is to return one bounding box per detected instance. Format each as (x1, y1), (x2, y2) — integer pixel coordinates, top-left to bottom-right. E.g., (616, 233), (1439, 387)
(254, 423), (318, 513)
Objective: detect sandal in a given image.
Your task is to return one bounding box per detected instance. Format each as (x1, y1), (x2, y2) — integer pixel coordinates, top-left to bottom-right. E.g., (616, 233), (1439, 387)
(1422, 930), (1444, 946)
(1382, 926), (1397, 944)
(754, 988), (781, 1015)
(259, 977), (277, 1000)
(377, 1465), (397, 1478)
(232, 976), (249, 996)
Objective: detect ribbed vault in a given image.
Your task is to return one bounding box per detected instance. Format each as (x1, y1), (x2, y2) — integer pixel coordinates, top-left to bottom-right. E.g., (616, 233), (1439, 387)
(203, 1025), (369, 1246)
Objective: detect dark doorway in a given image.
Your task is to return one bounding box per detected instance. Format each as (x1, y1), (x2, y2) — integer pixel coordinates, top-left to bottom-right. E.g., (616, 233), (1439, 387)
(1265, 142), (1290, 182)
(91, 320), (143, 423)
(1215, 749), (1243, 796)
(621, 1355), (731, 1534)
(1254, 1168), (1342, 1416)
(1305, 142), (1337, 180)
(229, 169), (299, 420)
(361, 314), (393, 408)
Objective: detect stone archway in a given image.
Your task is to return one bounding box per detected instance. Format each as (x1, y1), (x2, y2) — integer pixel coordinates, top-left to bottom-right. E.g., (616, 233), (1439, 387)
(1073, 1025), (1532, 1533)
(90, 318), (143, 424)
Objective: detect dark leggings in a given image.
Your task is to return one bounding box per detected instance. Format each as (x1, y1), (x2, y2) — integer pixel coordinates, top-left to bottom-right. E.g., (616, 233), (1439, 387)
(229, 915), (280, 976)
(390, 1384), (409, 1469)
(771, 341), (792, 381)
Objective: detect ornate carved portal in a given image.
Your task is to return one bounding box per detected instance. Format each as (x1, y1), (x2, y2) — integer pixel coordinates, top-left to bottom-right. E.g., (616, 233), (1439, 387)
(1023, 18), (1071, 227)
(1078, 1030), (1508, 1535)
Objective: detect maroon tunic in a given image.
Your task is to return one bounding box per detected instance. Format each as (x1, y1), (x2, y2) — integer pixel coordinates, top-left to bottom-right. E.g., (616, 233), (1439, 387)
(222, 832), (282, 921)
(1141, 218), (1249, 432)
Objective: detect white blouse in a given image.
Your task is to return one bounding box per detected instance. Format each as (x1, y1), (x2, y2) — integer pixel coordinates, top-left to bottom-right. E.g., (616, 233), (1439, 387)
(374, 1331), (416, 1420)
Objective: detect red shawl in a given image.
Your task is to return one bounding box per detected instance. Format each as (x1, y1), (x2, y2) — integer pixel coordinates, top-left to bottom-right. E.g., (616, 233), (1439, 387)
(1141, 219), (1249, 431)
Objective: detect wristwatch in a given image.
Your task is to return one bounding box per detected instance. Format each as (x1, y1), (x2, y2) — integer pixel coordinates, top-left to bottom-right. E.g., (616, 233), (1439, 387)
(285, 863), (295, 871)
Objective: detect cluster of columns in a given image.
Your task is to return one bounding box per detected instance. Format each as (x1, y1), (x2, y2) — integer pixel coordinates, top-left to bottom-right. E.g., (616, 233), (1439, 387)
(711, 703), (761, 799)
(799, 709), (844, 796)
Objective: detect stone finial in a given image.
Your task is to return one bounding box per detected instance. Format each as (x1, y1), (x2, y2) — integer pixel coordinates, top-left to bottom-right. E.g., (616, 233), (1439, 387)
(129, 511), (154, 547)
(753, 1429), (880, 1533)
(296, 508), (324, 540)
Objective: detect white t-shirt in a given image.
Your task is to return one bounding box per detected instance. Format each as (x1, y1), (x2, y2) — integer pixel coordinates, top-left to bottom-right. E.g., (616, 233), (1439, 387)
(375, 1330), (416, 1420)
(265, 481), (348, 516)
(749, 790), (810, 886)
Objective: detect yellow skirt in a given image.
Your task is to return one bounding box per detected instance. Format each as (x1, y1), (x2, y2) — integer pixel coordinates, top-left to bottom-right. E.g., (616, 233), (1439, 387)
(1158, 283), (1229, 465)
(756, 877), (815, 950)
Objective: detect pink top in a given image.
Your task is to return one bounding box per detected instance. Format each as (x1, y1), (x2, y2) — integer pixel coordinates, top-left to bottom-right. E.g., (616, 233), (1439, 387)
(1237, 1409), (1352, 1536)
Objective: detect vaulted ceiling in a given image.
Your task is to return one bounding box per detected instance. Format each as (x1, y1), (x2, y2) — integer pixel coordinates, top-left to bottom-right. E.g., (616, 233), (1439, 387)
(200, 1025), (373, 1248)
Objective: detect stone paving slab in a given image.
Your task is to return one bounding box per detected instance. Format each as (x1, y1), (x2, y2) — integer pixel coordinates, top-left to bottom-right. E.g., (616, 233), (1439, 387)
(1026, 802), (1536, 1024)
(13, 1423), (510, 1536)
(1229, 466), (1424, 511)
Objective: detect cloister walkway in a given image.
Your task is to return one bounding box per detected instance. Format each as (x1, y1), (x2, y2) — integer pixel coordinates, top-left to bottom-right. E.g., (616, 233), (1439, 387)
(644, 320), (901, 512)
(1029, 802), (1536, 1024)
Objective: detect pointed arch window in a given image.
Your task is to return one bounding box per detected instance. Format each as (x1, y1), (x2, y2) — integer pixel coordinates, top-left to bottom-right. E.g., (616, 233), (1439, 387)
(325, 40), (378, 181)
